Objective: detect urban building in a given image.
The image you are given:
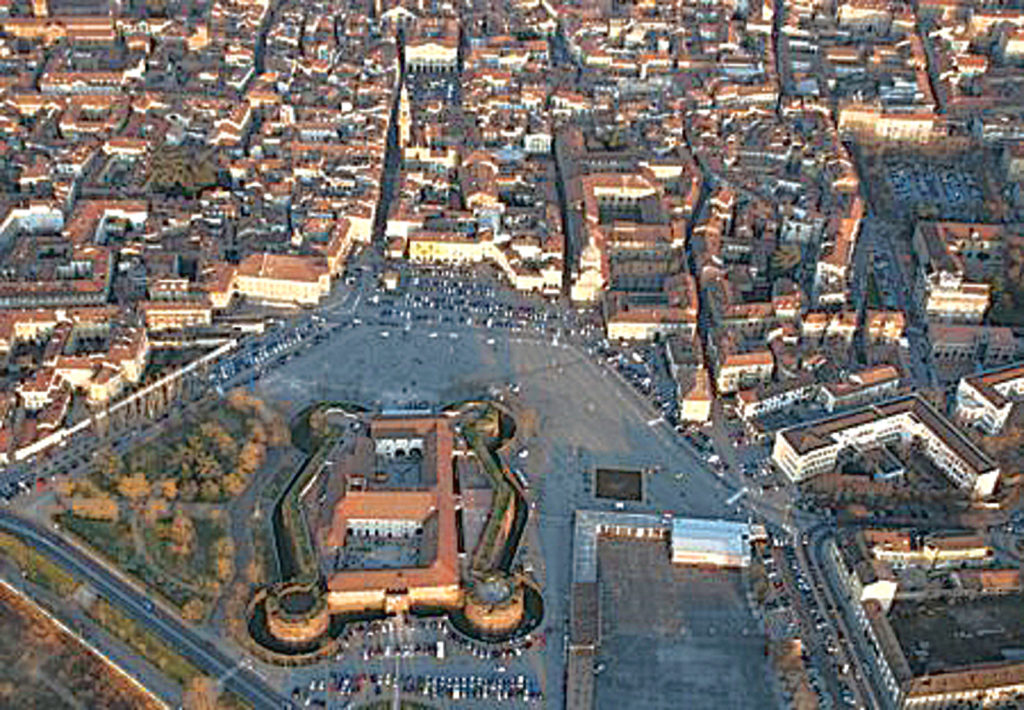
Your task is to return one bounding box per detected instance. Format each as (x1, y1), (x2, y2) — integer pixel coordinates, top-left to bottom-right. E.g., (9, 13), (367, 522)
(864, 529), (993, 568)
(819, 365), (902, 412)
(929, 325), (1017, 366)
(955, 361), (1024, 434)
(323, 416), (460, 615)
(404, 19), (460, 73)
(139, 300), (214, 331)
(234, 254), (331, 306)
(714, 350), (775, 395)
(670, 517), (751, 568)
(830, 527), (1024, 709)
(911, 222), (1001, 324)
(772, 395), (1000, 498)
(737, 374), (818, 421)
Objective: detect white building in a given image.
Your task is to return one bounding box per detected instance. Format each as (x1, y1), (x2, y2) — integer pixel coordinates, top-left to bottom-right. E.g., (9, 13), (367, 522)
(955, 361), (1024, 435)
(347, 518), (420, 538)
(670, 517), (750, 568)
(912, 222), (995, 324)
(375, 435), (425, 458)
(737, 375), (818, 421)
(772, 395), (1000, 498)
(405, 40), (459, 72)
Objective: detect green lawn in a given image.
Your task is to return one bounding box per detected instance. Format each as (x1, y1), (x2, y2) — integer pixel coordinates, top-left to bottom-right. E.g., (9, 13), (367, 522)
(61, 514), (197, 610)
(465, 426), (515, 573)
(0, 531), (79, 597)
(58, 516), (134, 567)
(866, 270), (882, 309)
(88, 599), (199, 686)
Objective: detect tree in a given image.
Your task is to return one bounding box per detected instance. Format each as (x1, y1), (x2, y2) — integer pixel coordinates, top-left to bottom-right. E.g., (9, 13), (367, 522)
(168, 511), (195, 557)
(195, 452), (223, 480)
(174, 443), (194, 480)
(226, 389), (259, 412)
(159, 478), (178, 500)
(93, 447), (124, 487)
(213, 538), (234, 581)
(200, 421), (237, 457)
(222, 473), (246, 497)
(182, 676), (218, 710)
(70, 496), (118, 521)
(200, 480), (222, 502)
(53, 476), (74, 498)
(180, 480), (199, 502)
(117, 473), (151, 501)
(236, 440), (265, 476)
(182, 598), (207, 623)
(249, 420), (267, 444)
(267, 415), (291, 447)
(144, 499), (170, 524)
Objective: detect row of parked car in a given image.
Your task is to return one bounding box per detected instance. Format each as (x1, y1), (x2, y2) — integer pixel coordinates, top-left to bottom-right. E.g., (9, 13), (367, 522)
(210, 317), (326, 385)
(326, 672), (542, 702)
(598, 344), (680, 424)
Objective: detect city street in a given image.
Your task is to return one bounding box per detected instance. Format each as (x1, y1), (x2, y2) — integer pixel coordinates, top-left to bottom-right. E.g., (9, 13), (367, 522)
(859, 219), (935, 388)
(0, 511), (291, 709)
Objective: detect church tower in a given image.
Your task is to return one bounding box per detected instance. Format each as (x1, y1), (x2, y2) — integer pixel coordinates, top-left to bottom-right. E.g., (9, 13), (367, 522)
(397, 82), (412, 147)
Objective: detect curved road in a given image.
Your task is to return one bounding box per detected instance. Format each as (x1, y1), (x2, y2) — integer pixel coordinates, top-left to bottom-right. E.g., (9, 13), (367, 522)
(0, 511), (292, 710)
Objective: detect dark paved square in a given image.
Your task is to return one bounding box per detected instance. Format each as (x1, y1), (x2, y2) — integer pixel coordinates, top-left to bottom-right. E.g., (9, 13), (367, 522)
(595, 539), (776, 710)
(595, 468), (643, 501)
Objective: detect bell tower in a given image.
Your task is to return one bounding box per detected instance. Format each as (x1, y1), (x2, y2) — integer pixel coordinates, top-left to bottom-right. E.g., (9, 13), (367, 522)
(397, 82), (412, 147)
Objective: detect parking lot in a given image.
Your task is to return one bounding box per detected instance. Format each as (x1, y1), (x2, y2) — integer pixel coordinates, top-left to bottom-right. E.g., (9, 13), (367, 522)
(596, 341), (681, 427)
(883, 159), (985, 218)
(0, 250), (739, 708)
(772, 542), (858, 709)
(287, 616), (543, 708)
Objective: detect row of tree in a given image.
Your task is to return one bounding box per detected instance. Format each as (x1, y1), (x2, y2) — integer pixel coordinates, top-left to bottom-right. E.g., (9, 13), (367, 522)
(88, 393), (289, 504)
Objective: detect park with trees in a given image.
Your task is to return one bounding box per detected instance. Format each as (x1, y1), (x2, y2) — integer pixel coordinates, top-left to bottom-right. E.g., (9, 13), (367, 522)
(54, 389), (292, 622)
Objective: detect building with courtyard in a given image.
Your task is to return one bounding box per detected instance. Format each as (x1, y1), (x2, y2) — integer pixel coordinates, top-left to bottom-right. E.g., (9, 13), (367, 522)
(772, 394), (1000, 498)
(320, 415), (461, 615)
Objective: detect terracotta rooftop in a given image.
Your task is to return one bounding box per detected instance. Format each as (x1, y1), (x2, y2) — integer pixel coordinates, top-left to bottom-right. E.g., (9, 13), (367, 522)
(327, 416), (459, 595)
(236, 253), (327, 283)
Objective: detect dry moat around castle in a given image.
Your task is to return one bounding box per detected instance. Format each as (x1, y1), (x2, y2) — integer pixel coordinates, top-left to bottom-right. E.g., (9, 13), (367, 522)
(248, 400), (541, 659)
